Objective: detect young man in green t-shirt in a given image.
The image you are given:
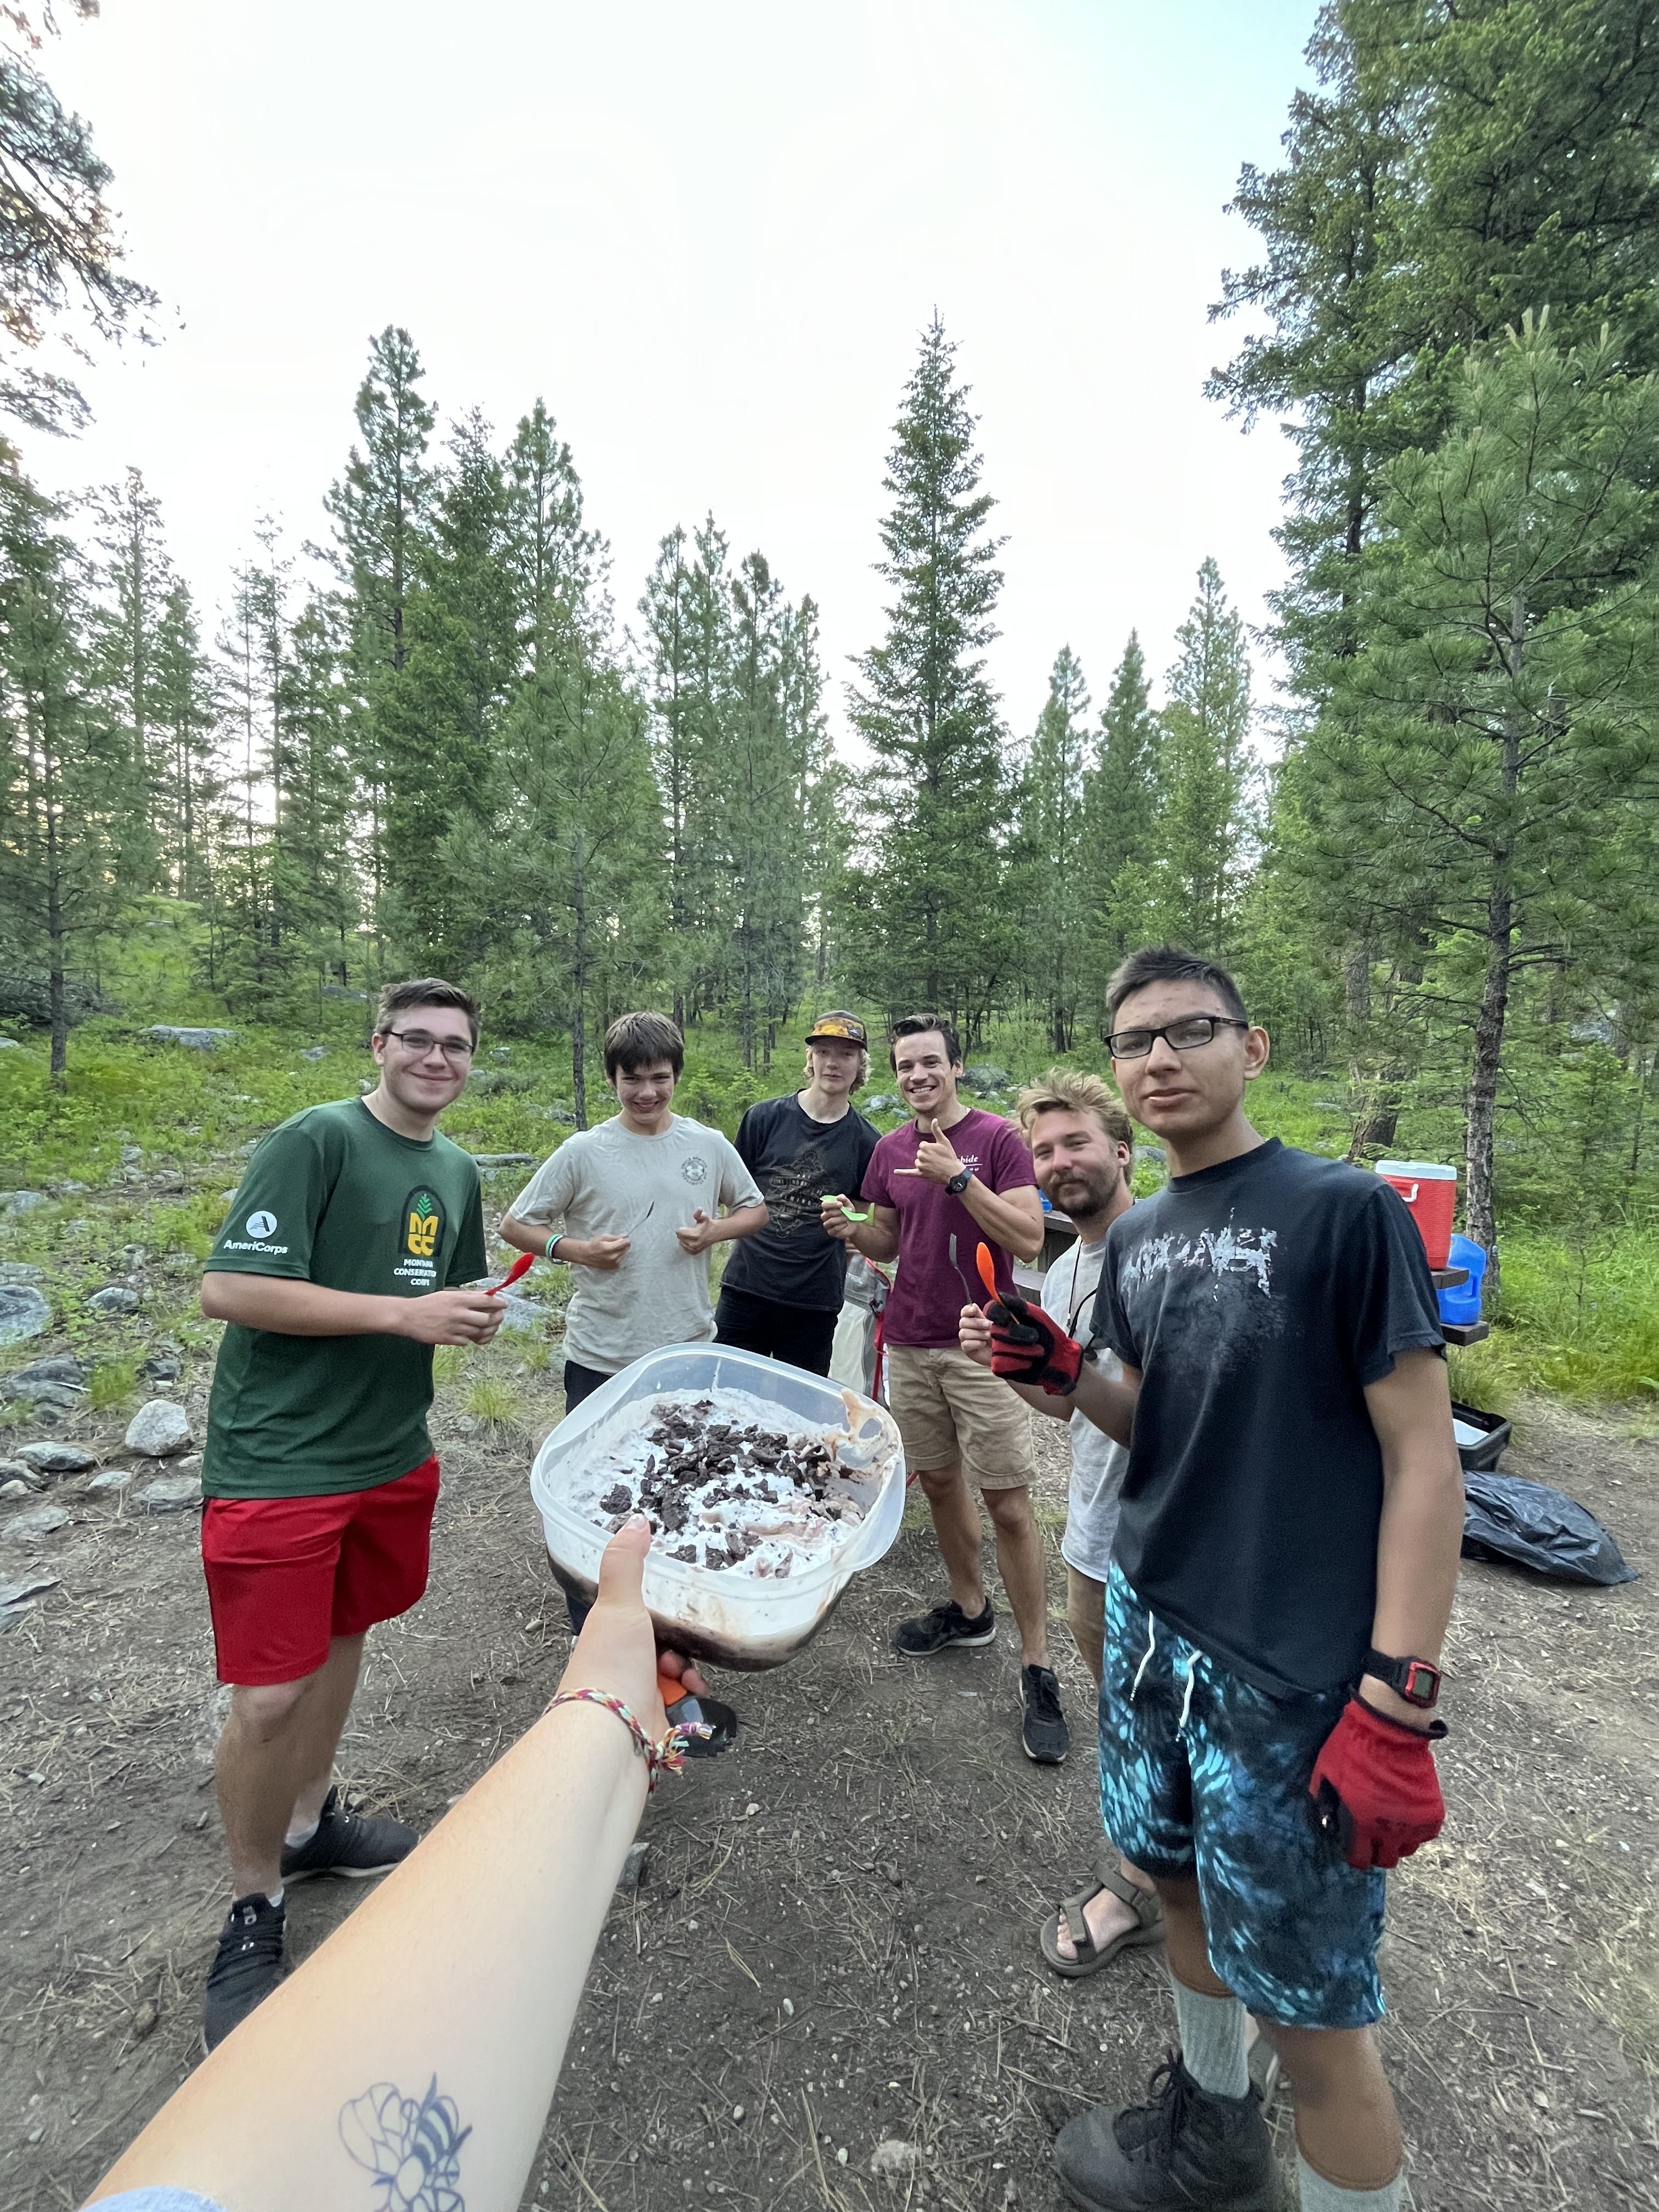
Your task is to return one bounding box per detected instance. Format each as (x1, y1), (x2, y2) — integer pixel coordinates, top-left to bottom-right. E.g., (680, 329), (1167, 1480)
(195, 978), (502, 2051)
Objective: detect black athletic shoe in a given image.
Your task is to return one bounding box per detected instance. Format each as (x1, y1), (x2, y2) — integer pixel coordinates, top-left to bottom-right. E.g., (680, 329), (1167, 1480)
(1021, 1663), (1070, 1763)
(279, 1786), (416, 1883)
(893, 1597), (997, 1656)
(1052, 2053), (1279, 2212)
(202, 1891), (285, 2052)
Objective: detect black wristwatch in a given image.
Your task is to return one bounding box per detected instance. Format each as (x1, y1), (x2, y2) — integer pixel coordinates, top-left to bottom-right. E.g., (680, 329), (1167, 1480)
(1364, 1647), (1442, 1708)
(945, 1166), (973, 1195)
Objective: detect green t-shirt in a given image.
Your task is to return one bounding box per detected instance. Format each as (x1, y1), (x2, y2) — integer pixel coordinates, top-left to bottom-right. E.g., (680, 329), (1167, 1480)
(201, 1098), (488, 1500)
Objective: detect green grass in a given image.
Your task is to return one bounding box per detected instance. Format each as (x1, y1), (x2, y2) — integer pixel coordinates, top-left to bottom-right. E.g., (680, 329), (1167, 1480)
(86, 1356), (142, 1413)
(464, 1374), (521, 1429)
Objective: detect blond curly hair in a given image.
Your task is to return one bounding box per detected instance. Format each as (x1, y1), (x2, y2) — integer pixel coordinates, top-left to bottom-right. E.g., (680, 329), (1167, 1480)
(1017, 1067), (1133, 1149)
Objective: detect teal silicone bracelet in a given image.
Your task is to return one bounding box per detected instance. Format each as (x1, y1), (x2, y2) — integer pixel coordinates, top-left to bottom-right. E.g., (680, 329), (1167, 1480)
(545, 1234), (562, 1261)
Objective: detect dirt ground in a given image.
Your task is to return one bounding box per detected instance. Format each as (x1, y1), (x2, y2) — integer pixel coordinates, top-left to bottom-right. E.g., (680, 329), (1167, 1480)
(3, 1339), (1656, 2212)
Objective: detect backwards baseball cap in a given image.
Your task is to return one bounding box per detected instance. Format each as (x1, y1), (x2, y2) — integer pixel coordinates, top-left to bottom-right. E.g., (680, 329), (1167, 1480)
(805, 1010), (868, 1046)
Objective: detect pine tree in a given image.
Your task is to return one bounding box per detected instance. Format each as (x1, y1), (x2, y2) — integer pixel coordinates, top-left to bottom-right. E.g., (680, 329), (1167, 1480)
(319, 327), (436, 971)
(1084, 631), (1164, 1017)
(0, 467), (140, 1077)
(86, 466), (170, 888)
(150, 576), (217, 901)
(1018, 645), (1092, 1051)
(1303, 318), (1659, 1292)
(1158, 560), (1254, 953)
(849, 315), (1012, 1031)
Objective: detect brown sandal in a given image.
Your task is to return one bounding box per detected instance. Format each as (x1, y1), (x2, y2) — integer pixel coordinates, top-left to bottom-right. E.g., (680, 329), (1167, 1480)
(1040, 1858), (1165, 1979)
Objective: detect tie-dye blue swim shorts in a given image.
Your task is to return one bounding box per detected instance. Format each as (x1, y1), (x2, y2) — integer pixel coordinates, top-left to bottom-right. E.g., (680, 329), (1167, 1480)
(1099, 1561), (1386, 2029)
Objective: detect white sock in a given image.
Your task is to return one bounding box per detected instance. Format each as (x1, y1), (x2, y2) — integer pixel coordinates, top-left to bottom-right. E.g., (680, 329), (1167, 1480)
(1169, 1971), (1250, 2098)
(265, 1886), (284, 1909)
(284, 1816), (319, 1848)
(1296, 2153), (1403, 2210)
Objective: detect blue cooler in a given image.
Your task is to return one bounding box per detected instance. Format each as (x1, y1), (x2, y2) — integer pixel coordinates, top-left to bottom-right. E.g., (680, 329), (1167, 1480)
(1437, 1232), (1487, 1325)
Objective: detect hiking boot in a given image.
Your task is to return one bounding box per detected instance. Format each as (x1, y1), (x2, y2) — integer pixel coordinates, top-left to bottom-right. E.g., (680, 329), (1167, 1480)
(893, 1597), (996, 1656)
(1052, 2053), (1279, 2212)
(202, 1892), (285, 2052)
(1021, 1663), (1070, 1763)
(280, 1786), (416, 1883)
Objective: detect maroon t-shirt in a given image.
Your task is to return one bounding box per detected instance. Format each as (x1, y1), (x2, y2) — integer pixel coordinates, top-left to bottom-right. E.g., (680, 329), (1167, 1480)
(862, 1109), (1038, 1348)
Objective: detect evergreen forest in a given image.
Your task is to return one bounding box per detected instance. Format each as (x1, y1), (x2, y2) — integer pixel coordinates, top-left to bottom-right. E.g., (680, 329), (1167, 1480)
(2, 0), (1657, 1395)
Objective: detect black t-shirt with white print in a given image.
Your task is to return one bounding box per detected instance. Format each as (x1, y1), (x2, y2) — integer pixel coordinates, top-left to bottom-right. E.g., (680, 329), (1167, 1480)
(1099, 1137), (1447, 1696)
(720, 1095), (881, 1314)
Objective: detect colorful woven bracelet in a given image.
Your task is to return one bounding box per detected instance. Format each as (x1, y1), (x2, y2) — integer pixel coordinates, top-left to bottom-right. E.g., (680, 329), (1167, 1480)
(545, 1687), (710, 1792)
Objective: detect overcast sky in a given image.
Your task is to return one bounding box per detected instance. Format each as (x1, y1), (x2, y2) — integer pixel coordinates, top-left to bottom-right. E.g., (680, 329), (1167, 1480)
(27, 0), (1314, 744)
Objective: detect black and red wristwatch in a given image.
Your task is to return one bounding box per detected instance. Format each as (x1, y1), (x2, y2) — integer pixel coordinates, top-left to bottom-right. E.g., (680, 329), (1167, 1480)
(1364, 1647), (1442, 1708)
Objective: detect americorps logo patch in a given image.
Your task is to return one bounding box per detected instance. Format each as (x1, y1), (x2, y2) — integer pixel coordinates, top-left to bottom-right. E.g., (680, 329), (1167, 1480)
(245, 1210), (277, 1239)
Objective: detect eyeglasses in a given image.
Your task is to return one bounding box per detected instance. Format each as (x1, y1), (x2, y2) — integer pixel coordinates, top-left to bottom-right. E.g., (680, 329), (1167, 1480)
(1108, 1015), (1249, 1060)
(384, 1030), (475, 1062)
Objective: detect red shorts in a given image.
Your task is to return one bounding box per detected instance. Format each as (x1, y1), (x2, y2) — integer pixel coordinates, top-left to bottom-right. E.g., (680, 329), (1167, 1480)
(201, 1457), (440, 1686)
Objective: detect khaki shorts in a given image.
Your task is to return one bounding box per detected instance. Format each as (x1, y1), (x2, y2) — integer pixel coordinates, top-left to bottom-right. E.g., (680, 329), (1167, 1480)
(885, 1345), (1036, 1489)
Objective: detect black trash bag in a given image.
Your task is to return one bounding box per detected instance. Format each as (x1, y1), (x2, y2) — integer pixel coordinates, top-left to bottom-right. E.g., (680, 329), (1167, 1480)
(1461, 1468), (1638, 1586)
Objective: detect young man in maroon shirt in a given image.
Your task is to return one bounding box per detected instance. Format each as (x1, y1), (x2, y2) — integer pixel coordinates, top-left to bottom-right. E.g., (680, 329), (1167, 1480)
(822, 1013), (1066, 1762)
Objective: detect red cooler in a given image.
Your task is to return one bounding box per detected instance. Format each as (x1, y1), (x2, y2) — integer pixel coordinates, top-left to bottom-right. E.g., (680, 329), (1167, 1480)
(1376, 1159), (1457, 1268)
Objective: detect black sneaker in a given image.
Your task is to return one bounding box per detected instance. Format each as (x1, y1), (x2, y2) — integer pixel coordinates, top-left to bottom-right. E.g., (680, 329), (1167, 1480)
(280, 1786), (416, 1883)
(202, 1892), (285, 2052)
(667, 1690), (740, 1758)
(1021, 1663), (1070, 1763)
(1052, 2053), (1279, 2212)
(893, 1598), (996, 1655)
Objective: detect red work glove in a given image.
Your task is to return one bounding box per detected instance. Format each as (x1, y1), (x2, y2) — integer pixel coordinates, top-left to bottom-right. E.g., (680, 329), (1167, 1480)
(986, 1294), (1084, 1396)
(1309, 1696), (1447, 1870)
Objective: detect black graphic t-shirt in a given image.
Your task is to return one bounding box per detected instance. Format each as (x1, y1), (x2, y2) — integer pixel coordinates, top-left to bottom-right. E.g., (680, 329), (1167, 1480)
(1100, 1138), (1446, 1695)
(720, 1095), (881, 1313)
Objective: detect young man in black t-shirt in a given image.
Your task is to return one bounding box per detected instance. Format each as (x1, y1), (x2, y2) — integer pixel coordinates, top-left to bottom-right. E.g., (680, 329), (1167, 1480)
(961, 947), (1463, 2212)
(714, 1011), (881, 1375)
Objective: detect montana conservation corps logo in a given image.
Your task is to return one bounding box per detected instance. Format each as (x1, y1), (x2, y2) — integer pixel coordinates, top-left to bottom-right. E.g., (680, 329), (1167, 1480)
(681, 1153), (709, 1186)
(403, 1187), (446, 1260)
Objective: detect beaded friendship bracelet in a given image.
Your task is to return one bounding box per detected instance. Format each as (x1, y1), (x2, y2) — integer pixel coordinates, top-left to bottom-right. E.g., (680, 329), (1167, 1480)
(546, 1688), (711, 1792)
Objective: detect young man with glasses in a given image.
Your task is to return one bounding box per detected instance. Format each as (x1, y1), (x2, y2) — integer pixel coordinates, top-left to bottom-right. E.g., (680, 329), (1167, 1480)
(195, 979), (501, 2050)
(962, 947), (1462, 2212)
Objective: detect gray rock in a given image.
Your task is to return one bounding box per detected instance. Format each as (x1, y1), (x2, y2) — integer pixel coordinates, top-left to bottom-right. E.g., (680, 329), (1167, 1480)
(53, 1179), (88, 1194)
(139, 1352), (183, 1382)
(84, 1468), (134, 1494)
(146, 1024), (234, 1049)
(0, 1479), (29, 1500)
(962, 1064), (1011, 1092)
(0, 1568), (58, 1626)
(870, 2139), (921, 2178)
(864, 1094), (898, 1113)
(0, 1035), (20, 1049)
(469, 1152), (536, 1166)
(300, 1045), (331, 1060)
(320, 984), (367, 1000)
(2, 1502), (69, 1541)
(535, 1105), (577, 1125)
(16, 1441), (97, 1475)
(125, 1399), (193, 1457)
(120, 1144), (143, 1164)
(87, 1284), (142, 1316)
(5, 1189), (47, 1214)
(497, 1293), (547, 1333)
(137, 1471), (201, 1514)
(13, 1354), (84, 1385)
(617, 1839), (650, 1891)
(3, 1378), (82, 1410)
(0, 1262), (44, 1284)
(0, 1458), (38, 1488)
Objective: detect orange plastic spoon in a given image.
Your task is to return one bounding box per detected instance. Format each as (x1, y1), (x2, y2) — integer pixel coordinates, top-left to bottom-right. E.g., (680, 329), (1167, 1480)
(975, 1242), (999, 1299)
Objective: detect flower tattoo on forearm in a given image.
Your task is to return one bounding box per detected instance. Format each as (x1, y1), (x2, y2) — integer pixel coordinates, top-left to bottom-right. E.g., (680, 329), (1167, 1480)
(339, 2075), (472, 2210)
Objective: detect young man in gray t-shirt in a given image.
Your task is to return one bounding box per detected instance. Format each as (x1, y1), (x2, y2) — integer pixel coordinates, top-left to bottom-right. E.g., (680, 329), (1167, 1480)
(501, 1011), (766, 1408)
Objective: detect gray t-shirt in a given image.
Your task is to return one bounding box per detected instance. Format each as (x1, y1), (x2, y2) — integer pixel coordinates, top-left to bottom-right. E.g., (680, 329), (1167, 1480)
(1042, 1233), (1130, 1582)
(510, 1114), (762, 1374)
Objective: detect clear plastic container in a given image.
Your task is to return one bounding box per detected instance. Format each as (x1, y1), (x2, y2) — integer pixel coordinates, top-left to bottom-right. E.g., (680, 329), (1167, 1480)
(529, 1343), (907, 1671)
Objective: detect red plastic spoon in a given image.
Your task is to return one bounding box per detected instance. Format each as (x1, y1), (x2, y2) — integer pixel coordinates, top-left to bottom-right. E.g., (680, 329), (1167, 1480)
(975, 1242), (999, 1299)
(487, 1251), (535, 1296)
